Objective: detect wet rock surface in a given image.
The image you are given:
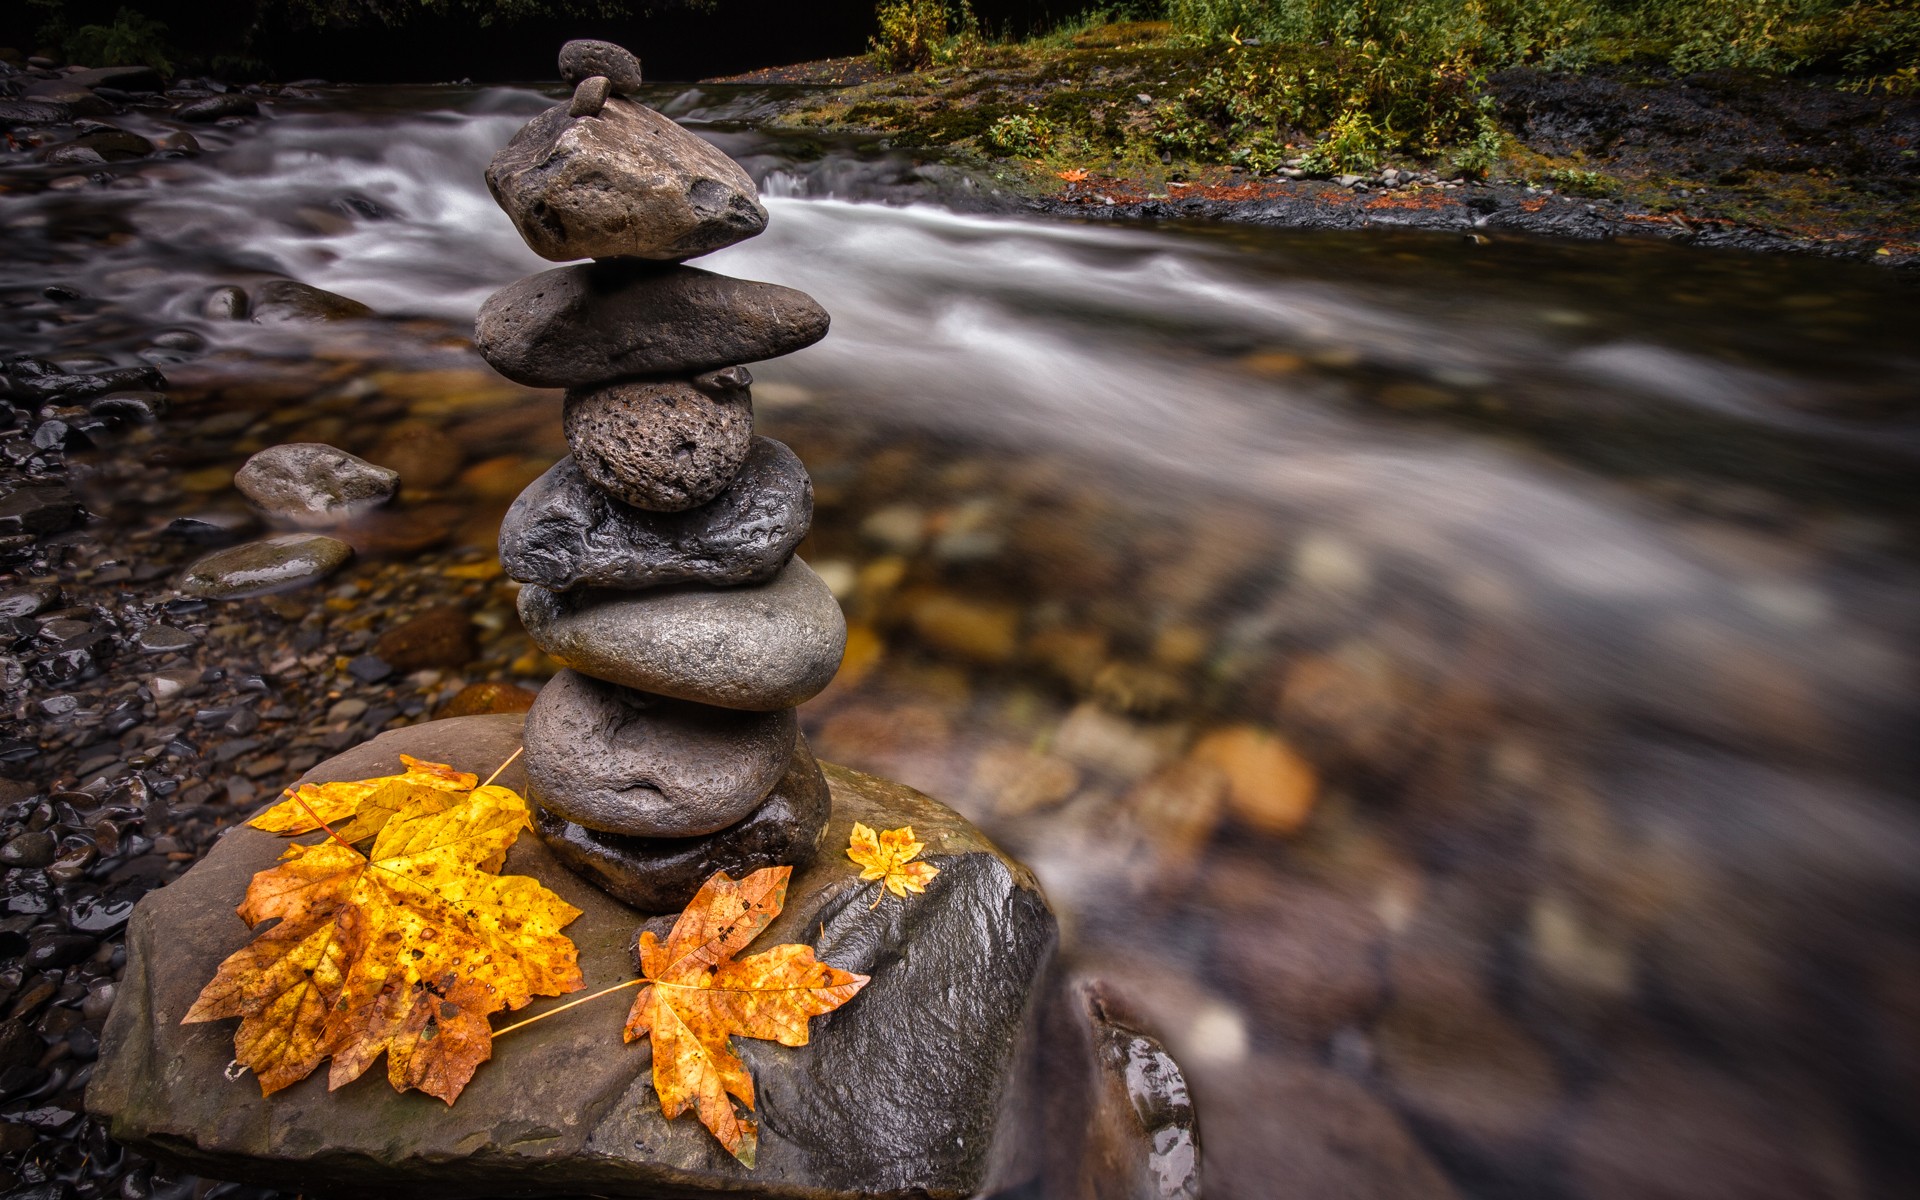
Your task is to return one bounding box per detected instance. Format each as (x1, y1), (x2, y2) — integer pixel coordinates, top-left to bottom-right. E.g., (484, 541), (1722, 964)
(535, 737), (832, 914)
(233, 443), (398, 527)
(519, 558), (847, 711)
(248, 280), (374, 325)
(485, 98), (767, 262)
(498, 440), (811, 592)
(177, 534), (354, 599)
(563, 372), (756, 512)
(523, 669), (797, 837)
(88, 715), (1057, 1200)
(476, 263), (830, 387)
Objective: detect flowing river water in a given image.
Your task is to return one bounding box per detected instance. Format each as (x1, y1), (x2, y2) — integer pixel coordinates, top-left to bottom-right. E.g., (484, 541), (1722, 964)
(4, 84), (1919, 1198)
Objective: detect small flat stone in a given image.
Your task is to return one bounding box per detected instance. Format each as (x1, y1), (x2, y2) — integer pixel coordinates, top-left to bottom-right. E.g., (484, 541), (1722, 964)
(249, 280), (373, 324)
(558, 38), (645, 96)
(176, 94), (257, 122)
(486, 98), (765, 262)
(567, 75), (609, 118)
(564, 368), (753, 512)
(498, 438), (811, 592)
(534, 735), (831, 913)
(519, 556), (847, 711)
(177, 534), (352, 599)
(234, 443), (398, 527)
(523, 669), (797, 837)
(475, 261), (829, 387)
(134, 625), (196, 654)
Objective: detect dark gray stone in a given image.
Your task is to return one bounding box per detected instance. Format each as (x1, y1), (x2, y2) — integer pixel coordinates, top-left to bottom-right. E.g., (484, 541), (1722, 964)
(202, 284), (249, 320)
(523, 669), (797, 838)
(176, 93), (257, 122)
(485, 98), (765, 263)
(558, 39), (645, 96)
(0, 486), (83, 536)
(568, 75), (610, 119)
(66, 65), (163, 92)
(234, 442), (398, 527)
(177, 533), (353, 599)
(250, 280), (373, 324)
(498, 438), (811, 593)
(1050, 981), (1202, 1200)
(87, 714), (1056, 1200)
(564, 369), (753, 512)
(535, 735), (831, 913)
(519, 557), (847, 711)
(475, 261), (829, 387)
(41, 142), (107, 166)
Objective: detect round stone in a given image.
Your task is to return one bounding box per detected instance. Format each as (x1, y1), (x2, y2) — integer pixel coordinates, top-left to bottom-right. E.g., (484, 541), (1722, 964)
(523, 669), (797, 837)
(518, 556), (847, 711)
(499, 437), (811, 592)
(567, 75), (610, 118)
(558, 39), (645, 96)
(234, 442), (396, 527)
(534, 736), (832, 913)
(564, 368), (753, 512)
(177, 534), (353, 599)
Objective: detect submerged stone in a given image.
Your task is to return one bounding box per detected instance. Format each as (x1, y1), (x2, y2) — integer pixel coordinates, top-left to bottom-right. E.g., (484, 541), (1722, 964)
(88, 714), (1056, 1200)
(498, 439), (811, 592)
(177, 533), (352, 599)
(518, 557), (847, 711)
(486, 98), (766, 262)
(564, 369), (754, 512)
(234, 443), (398, 527)
(476, 262), (829, 387)
(249, 280), (374, 324)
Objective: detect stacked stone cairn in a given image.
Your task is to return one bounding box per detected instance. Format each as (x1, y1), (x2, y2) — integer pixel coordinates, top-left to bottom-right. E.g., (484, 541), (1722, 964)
(478, 39), (844, 912)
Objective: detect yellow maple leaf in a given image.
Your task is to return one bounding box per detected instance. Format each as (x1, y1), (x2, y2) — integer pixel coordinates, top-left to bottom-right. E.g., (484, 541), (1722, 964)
(249, 754), (477, 837)
(185, 779), (583, 1103)
(623, 867), (868, 1168)
(846, 822), (940, 906)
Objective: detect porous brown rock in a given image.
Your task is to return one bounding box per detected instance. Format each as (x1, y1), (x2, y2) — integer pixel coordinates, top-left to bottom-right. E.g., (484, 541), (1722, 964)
(563, 369), (754, 512)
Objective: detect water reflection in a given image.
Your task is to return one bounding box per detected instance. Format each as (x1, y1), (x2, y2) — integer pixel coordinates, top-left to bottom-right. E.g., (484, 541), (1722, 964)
(5, 84), (1917, 1199)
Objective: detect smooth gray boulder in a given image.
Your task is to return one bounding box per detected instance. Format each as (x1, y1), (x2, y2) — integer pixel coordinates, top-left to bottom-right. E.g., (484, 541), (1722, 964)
(559, 38), (645, 96)
(518, 557), (847, 711)
(177, 533), (352, 598)
(564, 368), (754, 512)
(486, 98), (766, 262)
(475, 262), (829, 387)
(523, 669), (797, 838)
(535, 736), (832, 913)
(497, 438), (811, 593)
(234, 442), (397, 527)
(87, 714), (1057, 1200)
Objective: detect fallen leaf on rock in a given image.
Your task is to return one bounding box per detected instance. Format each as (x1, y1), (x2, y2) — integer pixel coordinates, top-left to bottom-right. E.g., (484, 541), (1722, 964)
(248, 754), (477, 837)
(186, 776), (583, 1103)
(624, 867), (868, 1168)
(847, 821), (940, 906)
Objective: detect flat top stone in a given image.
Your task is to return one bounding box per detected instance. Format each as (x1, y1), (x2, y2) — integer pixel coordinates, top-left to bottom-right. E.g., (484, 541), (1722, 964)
(87, 715), (1053, 1200)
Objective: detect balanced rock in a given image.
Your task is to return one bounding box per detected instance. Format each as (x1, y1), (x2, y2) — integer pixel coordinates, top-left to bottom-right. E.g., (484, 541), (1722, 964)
(524, 669), (797, 838)
(558, 38), (645, 96)
(519, 556), (847, 711)
(498, 438), (811, 592)
(476, 262), (829, 387)
(88, 714), (1057, 1200)
(178, 533), (352, 599)
(486, 98), (766, 262)
(565, 368), (754, 512)
(536, 736), (832, 913)
(234, 442), (397, 527)
(568, 75), (610, 118)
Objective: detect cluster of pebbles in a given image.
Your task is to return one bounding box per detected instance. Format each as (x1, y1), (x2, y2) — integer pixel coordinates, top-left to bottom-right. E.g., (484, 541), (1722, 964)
(480, 40), (845, 912)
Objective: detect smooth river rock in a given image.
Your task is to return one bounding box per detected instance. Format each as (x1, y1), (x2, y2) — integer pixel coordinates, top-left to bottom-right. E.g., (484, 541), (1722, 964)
(486, 98), (766, 262)
(497, 438), (811, 592)
(177, 534), (353, 599)
(519, 557), (847, 711)
(559, 38), (645, 96)
(535, 736), (832, 913)
(87, 714), (1057, 1200)
(234, 442), (397, 527)
(564, 369), (754, 512)
(523, 669), (797, 838)
(475, 262), (829, 387)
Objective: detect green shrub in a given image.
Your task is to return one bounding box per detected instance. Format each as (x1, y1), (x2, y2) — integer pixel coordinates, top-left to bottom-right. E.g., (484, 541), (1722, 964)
(986, 109), (1056, 155)
(64, 7), (173, 72)
(870, 0), (983, 72)
(1546, 165), (1616, 196)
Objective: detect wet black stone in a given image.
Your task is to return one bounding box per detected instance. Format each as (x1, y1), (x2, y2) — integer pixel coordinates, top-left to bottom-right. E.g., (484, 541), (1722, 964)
(176, 94), (257, 122)
(87, 392), (167, 421)
(499, 438), (811, 592)
(0, 586), (59, 618)
(536, 737), (833, 913)
(345, 654), (391, 683)
(132, 626), (194, 654)
(161, 511), (257, 543)
(26, 934), (97, 970)
(0, 486), (83, 536)
(0, 832), (57, 868)
(66, 894), (134, 937)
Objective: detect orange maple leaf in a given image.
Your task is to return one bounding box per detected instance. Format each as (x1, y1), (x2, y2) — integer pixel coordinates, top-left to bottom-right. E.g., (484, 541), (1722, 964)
(1058, 168), (1090, 183)
(846, 822), (940, 907)
(185, 762), (583, 1103)
(623, 867), (868, 1167)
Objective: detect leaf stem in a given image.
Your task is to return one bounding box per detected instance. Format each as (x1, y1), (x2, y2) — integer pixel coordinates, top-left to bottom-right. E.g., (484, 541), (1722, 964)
(480, 746), (525, 790)
(491, 978), (644, 1040)
(292, 791), (360, 853)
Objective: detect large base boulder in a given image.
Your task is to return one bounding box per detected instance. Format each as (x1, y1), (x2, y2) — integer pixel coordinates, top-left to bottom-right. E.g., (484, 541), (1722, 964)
(86, 714), (1056, 1200)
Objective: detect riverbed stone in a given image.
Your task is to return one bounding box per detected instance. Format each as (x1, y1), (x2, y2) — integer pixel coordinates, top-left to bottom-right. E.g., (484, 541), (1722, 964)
(523, 669), (797, 837)
(250, 280), (374, 324)
(234, 442), (398, 527)
(177, 533), (353, 599)
(535, 735), (832, 913)
(476, 262), (830, 387)
(498, 438), (811, 592)
(87, 713), (1057, 1200)
(519, 557), (847, 710)
(486, 97), (766, 262)
(564, 369), (754, 512)
(558, 38), (645, 96)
